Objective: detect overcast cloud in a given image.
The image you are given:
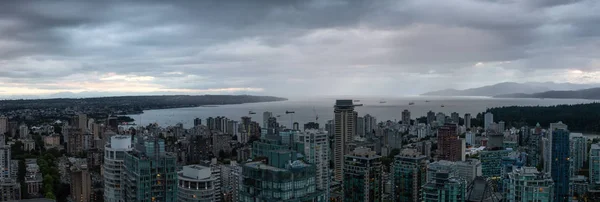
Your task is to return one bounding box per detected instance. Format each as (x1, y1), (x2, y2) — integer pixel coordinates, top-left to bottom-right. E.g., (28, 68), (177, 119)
(0, 0), (599, 98)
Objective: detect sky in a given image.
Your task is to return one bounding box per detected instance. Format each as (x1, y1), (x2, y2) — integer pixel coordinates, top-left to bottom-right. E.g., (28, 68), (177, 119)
(0, 0), (599, 98)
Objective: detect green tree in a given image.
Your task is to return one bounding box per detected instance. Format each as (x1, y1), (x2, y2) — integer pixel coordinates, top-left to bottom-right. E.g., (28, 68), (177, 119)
(45, 191), (56, 200)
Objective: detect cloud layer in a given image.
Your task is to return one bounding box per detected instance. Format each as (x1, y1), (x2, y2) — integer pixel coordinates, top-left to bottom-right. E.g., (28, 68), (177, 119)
(1, 0), (599, 97)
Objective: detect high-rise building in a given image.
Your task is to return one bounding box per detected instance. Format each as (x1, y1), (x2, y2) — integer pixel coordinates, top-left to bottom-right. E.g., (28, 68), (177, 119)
(466, 131), (474, 145)
(72, 113), (88, 131)
(570, 133), (586, 176)
(436, 112), (446, 125)
(427, 111), (435, 125)
(480, 149), (511, 178)
(401, 110), (411, 125)
(177, 165), (220, 202)
(221, 161), (241, 202)
(103, 135), (133, 202)
(0, 116), (7, 135)
(455, 159), (482, 184)
(450, 112), (459, 124)
(497, 121), (505, 132)
(551, 128), (570, 201)
(527, 127), (543, 168)
(0, 145), (10, 180)
(262, 111), (272, 128)
(343, 147), (382, 202)
(464, 113), (471, 129)
(296, 130), (330, 197)
(241, 140), (325, 201)
(422, 170), (466, 202)
(19, 124), (29, 139)
(123, 137), (178, 202)
(426, 160), (456, 182)
(505, 167), (554, 202)
(438, 124), (462, 162)
(356, 117), (365, 137)
(484, 112), (494, 131)
(70, 158), (91, 202)
(392, 148), (428, 202)
(363, 114), (376, 137)
(333, 100), (359, 182)
(193, 118), (202, 127)
(590, 144), (600, 191)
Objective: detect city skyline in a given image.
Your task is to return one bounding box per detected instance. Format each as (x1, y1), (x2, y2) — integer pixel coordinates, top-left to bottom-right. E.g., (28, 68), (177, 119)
(1, 0), (600, 98)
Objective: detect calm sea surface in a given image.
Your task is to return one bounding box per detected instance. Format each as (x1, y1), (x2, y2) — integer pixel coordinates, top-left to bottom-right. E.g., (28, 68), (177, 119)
(127, 96), (597, 130)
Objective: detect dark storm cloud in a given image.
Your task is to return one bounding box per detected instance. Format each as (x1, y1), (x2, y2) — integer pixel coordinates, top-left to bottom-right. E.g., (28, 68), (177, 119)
(0, 0), (599, 96)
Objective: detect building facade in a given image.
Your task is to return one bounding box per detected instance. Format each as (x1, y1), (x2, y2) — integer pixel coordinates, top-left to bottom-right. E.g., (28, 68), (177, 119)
(422, 170), (466, 202)
(505, 167), (553, 202)
(392, 149), (428, 202)
(343, 147), (382, 202)
(177, 165), (219, 202)
(296, 130), (330, 198)
(123, 137), (178, 202)
(333, 100), (359, 182)
(103, 135), (133, 202)
(551, 128), (570, 201)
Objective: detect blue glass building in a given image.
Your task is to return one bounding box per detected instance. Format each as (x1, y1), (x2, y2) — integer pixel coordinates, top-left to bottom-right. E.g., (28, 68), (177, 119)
(551, 129), (570, 201)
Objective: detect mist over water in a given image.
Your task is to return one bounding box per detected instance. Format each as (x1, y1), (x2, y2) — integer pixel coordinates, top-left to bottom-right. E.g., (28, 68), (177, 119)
(127, 96), (596, 129)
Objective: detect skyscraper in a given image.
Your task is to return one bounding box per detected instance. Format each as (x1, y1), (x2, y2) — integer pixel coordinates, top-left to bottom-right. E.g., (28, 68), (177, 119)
(0, 144), (10, 180)
(0, 116), (7, 135)
(333, 100), (360, 182)
(505, 167), (554, 202)
(363, 114), (376, 137)
(193, 118), (202, 127)
(123, 136), (178, 202)
(484, 112), (493, 130)
(450, 112), (459, 124)
(438, 124), (462, 162)
(570, 133), (586, 176)
(356, 117), (365, 137)
(392, 148), (428, 202)
(589, 144), (600, 191)
(103, 135), (133, 202)
(498, 121), (505, 132)
(262, 111), (272, 128)
(401, 109), (411, 125)
(343, 147), (382, 202)
(427, 111), (435, 125)
(551, 128), (570, 201)
(296, 130), (330, 197)
(464, 113), (471, 129)
(436, 112), (446, 125)
(70, 158), (91, 202)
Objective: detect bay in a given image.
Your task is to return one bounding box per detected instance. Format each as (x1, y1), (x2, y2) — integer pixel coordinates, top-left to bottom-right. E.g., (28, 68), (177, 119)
(126, 96), (596, 130)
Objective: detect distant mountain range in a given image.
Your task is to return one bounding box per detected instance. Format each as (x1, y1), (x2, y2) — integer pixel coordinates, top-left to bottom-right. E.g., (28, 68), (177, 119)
(421, 82), (599, 97)
(494, 87), (600, 99)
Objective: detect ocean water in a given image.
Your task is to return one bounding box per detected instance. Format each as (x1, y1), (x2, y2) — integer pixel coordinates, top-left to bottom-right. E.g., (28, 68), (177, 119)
(126, 96), (596, 129)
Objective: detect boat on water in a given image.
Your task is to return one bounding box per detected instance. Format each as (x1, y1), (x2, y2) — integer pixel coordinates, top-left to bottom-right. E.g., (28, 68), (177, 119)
(249, 111), (256, 114)
(379, 100), (387, 104)
(409, 102), (415, 105)
(354, 100), (360, 102)
(425, 100), (430, 102)
(441, 105), (445, 107)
